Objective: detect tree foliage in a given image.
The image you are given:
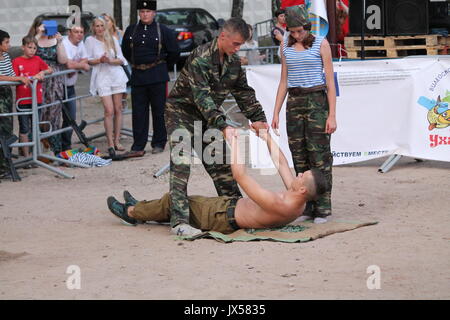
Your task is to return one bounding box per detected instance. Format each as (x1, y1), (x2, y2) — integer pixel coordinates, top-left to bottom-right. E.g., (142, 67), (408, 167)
(271, 0), (282, 17)
(130, 0), (138, 25)
(114, 0), (123, 29)
(68, 0), (82, 11)
(231, 0), (244, 18)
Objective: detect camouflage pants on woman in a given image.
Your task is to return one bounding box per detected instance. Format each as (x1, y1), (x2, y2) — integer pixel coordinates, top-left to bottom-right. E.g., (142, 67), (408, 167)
(286, 89), (333, 218)
(0, 86), (13, 175)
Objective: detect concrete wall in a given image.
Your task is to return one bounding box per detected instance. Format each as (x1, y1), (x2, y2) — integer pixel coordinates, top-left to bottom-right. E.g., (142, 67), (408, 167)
(0, 0), (272, 46)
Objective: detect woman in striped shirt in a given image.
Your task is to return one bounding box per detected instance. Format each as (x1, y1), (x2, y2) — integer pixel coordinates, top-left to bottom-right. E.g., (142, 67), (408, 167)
(271, 6), (336, 224)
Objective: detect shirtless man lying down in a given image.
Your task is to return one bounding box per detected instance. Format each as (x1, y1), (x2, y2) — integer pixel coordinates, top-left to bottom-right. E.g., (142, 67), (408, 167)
(106, 128), (328, 236)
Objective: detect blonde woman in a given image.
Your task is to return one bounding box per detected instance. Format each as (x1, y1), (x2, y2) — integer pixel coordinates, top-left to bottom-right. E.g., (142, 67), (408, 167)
(101, 13), (130, 124)
(85, 16), (128, 156)
(100, 13), (124, 44)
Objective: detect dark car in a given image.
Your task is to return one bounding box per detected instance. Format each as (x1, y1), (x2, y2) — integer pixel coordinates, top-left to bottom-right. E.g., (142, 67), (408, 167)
(155, 8), (223, 67)
(33, 11), (96, 36)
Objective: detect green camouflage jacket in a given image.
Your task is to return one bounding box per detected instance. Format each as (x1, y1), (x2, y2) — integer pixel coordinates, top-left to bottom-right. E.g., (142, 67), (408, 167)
(167, 37), (267, 131)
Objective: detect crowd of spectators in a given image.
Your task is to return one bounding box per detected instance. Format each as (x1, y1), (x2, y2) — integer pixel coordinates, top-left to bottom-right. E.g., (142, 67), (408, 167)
(0, 13), (130, 173)
(1, 4), (297, 178)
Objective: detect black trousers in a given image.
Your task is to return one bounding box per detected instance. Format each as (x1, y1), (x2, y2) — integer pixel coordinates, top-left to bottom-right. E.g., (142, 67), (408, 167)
(61, 85), (76, 151)
(130, 82), (167, 151)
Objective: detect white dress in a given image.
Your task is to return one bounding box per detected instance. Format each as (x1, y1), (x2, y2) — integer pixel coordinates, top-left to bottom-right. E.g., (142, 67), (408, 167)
(85, 36), (128, 97)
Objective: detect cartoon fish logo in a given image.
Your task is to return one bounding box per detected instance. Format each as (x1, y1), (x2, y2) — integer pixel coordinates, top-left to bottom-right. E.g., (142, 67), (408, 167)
(436, 108), (450, 129)
(418, 95), (450, 130)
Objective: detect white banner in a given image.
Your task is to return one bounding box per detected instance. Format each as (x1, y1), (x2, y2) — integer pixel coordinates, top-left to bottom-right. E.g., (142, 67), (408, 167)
(246, 56), (450, 169)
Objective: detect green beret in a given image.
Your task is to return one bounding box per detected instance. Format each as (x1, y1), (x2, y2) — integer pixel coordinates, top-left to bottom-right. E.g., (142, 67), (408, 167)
(285, 5), (309, 28)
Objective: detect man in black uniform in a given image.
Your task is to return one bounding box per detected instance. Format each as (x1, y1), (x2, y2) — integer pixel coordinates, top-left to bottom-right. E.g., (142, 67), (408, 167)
(121, 0), (180, 156)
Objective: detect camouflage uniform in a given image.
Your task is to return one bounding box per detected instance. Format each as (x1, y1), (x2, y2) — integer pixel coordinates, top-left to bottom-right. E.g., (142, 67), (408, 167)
(286, 89), (333, 218)
(165, 37), (267, 227)
(0, 85), (13, 175)
(132, 193), (241, 234)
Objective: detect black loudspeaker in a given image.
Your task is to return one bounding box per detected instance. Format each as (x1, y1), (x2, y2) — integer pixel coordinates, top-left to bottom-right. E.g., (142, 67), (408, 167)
(429, 0), (450, 31)
(385, 0), (429, 35)
(349, 0), (385, 36)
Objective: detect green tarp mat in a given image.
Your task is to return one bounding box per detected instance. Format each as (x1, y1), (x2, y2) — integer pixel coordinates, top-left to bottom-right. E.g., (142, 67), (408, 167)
(181, 220), (378, 243)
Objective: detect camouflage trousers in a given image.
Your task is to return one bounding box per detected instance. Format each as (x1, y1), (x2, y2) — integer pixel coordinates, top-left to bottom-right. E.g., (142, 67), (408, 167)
(166, 101), (242, 227)
(286, 90), (333, 217)
(0, 86), (13, 175)
(132, 193), (240, 234)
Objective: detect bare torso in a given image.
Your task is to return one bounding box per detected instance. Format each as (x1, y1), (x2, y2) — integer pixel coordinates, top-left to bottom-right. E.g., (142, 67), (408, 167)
(234, 193), (306, 229)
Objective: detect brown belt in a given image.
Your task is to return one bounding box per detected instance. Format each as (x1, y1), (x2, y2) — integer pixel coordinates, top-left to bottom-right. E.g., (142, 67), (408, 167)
(132, 60), (165, 70)
(226, 197), (240, 231)
(288, 84), (327, 96)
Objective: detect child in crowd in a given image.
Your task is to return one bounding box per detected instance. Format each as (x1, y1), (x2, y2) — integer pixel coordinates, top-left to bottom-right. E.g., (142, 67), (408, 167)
(12, 36), (52, 157)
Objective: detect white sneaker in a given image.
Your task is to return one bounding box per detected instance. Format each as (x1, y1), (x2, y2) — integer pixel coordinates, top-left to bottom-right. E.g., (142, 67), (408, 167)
(294, 215), (313, 223)
(313, 217), (328, 224)
(171, 223), (202, 237)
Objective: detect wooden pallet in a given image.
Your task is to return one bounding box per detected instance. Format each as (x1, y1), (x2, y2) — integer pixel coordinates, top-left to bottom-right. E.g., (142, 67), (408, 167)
(346, 46), (444, 59)
(438, 36), (450, 46)
(344, 34), (443, 49)
(344, 34), (449, 59)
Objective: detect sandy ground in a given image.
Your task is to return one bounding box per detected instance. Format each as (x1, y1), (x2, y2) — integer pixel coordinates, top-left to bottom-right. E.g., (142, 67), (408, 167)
(0, 74), (449, 300)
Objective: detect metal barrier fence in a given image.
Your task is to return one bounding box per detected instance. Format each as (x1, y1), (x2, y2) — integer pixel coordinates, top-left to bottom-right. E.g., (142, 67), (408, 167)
(0, 69), (141, 179)
(239, 46), (279, 65)
(255, 19), (274, 42)
(1, 70), (96, 179)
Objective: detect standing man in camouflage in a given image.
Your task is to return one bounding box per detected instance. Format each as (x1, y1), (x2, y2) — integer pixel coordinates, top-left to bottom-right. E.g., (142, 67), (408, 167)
(121, 0), (180, 157)
(166, 18), (269, 236)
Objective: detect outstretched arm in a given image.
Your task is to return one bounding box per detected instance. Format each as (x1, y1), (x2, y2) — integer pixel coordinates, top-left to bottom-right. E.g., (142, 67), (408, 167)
(272, 42), (288, 132)
(259, 129), (294, 190)
(225, 128), (282, 211)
